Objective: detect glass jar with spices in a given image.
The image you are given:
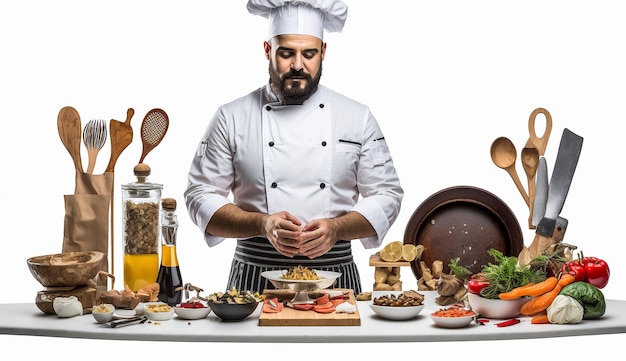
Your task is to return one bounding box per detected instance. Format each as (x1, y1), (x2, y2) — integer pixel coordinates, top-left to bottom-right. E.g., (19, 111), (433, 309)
(121, 163), (162, 292)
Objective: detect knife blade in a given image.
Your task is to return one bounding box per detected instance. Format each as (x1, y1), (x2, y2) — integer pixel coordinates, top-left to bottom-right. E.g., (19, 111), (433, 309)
(531, 156), (548, 227)
(536, 128), (583, 237)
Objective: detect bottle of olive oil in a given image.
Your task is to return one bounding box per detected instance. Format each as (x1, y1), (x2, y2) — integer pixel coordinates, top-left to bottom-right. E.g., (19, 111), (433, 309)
(156, 198), (183, 306)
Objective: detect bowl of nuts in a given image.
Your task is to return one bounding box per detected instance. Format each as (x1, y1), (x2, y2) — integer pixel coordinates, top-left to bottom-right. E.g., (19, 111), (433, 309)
(368, 291), (426, 321)
(143, 302), (174, 321)
(91, 303), (115, 323)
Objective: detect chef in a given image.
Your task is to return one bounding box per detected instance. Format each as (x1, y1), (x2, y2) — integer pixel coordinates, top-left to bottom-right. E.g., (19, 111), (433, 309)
(184, 0), (403, 295)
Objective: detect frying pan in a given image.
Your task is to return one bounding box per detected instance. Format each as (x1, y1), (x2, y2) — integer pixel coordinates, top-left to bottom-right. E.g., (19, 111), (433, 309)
(403, 186), (523, 278)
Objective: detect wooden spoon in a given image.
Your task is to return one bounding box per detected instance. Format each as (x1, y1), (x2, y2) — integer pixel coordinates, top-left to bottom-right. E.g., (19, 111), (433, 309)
(490, 137), (529, 206)
(57, 106), (84, 173)
(527, 108), (552, 156)
(521, 146), (540, 229)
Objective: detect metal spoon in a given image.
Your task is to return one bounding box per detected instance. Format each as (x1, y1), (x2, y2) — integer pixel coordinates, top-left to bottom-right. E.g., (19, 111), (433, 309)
(490, 137), (529, 206)
(83, 119), (108, 174)
(521, 146), (540, 229)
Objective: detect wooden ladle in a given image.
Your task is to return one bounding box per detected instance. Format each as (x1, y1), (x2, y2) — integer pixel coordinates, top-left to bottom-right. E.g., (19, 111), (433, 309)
(490, 137), (529, 206)
(521, 146), (540, 229)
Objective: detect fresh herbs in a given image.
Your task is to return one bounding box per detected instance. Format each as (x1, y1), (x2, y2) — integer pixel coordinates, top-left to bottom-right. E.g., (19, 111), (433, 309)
(449, 258), (472, 279)
(479, 249), (546, 299)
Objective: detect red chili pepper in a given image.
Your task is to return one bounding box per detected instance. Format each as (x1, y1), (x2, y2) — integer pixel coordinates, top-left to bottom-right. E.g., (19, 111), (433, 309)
(561, 260), (587, 282)
(582, 256), (610, 289)
(467, 274), (490, 295)
(495, 318), (520, 327)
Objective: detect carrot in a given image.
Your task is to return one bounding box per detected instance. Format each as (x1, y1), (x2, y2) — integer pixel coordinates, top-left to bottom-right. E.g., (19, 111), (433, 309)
(330, 298), (346, 307)
(531, 314), (550, 324)
(315, 294), (330, 305)
(520, 274), (575, 316)
(499, 277), (558, 300)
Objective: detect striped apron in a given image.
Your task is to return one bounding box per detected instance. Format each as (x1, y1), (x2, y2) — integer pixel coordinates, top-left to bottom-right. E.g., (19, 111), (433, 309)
(226, 237), (362, 295)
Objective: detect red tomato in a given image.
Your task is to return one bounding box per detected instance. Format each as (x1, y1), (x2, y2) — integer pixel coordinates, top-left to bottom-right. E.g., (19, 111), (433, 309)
(582, 256), (610, 289)
(467, 274), (489, 294)
(561, 261), (587, 282)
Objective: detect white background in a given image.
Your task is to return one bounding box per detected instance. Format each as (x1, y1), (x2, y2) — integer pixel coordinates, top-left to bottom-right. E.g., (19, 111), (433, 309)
(1, 0), (624, 358)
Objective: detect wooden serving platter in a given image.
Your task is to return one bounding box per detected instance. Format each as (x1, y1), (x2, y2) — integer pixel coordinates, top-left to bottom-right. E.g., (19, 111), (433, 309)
(258, 289), (360, 326)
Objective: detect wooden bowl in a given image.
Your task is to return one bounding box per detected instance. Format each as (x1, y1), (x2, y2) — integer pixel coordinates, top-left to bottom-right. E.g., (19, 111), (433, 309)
(404, 186), (523, 278)
(27, 251), (104, 287)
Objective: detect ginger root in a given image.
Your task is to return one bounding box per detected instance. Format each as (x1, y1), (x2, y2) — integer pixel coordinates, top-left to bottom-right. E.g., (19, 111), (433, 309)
(98, 283), (160, 309)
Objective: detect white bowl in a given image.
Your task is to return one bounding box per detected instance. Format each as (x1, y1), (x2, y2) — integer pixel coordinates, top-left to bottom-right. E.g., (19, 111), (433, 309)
(467, 292), (531, 319)
(91, 304), (115, 323)
(174, 303), (211, 320)
(134, 302), (146, 316)
(369, 302), (425, 321)
(143, 302), (174, 321)
(430, 313), (475, 328)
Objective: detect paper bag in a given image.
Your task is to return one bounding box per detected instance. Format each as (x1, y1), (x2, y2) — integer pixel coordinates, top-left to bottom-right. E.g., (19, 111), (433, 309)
(62, 171), (115, 278)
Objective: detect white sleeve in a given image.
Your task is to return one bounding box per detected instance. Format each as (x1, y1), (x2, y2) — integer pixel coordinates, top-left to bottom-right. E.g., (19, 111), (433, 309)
(183, 107), (233, 247)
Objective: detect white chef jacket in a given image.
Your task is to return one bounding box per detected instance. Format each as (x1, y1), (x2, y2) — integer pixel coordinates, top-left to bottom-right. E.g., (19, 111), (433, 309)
(184, 84), (403, 249)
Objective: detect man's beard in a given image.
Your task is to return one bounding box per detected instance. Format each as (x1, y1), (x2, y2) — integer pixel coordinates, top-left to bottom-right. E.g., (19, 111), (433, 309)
(269, 65), (322, 104)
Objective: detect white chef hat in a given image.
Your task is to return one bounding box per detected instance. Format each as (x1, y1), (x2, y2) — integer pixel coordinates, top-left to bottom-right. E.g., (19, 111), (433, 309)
(247, 0), (348, 41)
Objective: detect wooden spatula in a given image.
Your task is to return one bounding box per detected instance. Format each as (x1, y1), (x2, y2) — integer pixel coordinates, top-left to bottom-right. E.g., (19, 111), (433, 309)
(106, 108), (134, 173)
(105, 107), (134, 282)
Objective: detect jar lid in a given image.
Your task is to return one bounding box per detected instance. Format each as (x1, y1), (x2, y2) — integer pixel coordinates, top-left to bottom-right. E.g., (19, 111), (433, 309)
(134, 163), (151, 180)
(122, 163), (163, 190)
(162, 198), (177, 210)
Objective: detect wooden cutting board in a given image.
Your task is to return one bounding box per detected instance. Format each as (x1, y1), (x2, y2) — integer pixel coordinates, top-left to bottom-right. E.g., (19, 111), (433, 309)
(258, 289), (361, 326)
(369, 252), (411, 267)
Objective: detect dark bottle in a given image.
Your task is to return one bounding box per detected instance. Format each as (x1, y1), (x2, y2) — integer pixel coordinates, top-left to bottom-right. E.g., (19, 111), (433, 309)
(156, 198), (183, 306)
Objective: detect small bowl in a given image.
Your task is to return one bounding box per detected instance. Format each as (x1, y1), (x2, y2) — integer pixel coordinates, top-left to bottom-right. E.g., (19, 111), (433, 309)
(369, 303), (425, 321)
(143, 302), (174, 321)
(134, 302), (146, 316)
(467, 292), (531, 319)
(92, 304), (115, 323)
(27, 251), (104, 287)
(430, 313), (475, 328)
(174, 302), (211, 320)
(208, 301), (259, 322)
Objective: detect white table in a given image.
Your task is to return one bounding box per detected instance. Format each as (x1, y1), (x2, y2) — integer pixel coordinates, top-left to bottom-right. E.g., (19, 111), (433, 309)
(1, 300), (625, 343)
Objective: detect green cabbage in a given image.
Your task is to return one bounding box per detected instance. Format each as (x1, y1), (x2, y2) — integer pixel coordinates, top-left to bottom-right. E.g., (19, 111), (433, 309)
(559, 282), (606, 319)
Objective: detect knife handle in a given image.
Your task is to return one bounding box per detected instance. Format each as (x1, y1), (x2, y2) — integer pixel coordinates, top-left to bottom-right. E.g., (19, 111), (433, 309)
(536, 217), (569, 238)
(536, 218), (557, 237)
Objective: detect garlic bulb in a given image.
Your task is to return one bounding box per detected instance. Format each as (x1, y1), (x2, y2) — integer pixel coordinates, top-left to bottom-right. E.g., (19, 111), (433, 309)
(53, 296), (83, 318)
(547, 294), (584, 324)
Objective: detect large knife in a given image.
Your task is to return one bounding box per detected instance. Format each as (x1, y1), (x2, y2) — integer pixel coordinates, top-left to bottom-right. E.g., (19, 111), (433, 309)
(518, 129), (582, 265)
(536, 128), (583, 237)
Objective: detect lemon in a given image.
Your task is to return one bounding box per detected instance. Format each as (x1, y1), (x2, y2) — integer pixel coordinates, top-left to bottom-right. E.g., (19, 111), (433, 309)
(380, 241), (404, 262)
(402, 244), (418, 262)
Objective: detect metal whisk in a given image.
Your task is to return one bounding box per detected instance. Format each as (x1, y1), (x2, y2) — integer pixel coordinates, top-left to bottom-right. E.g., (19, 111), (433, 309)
(83, 119), (108, 174)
